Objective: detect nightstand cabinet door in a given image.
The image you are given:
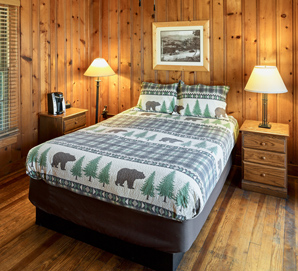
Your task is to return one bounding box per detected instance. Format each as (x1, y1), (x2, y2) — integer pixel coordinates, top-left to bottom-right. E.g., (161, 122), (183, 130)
(39, 108), (88, 143)
(240, 120), (289, 198)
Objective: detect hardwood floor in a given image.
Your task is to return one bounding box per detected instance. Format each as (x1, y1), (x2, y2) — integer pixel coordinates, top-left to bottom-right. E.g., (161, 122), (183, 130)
(0, 166), (297, 271)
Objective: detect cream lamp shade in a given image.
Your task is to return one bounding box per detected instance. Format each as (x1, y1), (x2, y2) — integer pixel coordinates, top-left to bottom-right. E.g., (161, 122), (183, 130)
(244, 66), (288, 129)
(84, 58), (115, 77)
(244, 66), (287, 94)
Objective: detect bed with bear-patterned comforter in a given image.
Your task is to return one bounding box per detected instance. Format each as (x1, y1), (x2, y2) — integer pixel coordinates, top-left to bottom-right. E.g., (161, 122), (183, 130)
(26, 109), (238, 223)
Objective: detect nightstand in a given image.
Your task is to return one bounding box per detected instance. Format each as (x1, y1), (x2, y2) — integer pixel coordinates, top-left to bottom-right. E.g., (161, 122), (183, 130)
(38, 108), (88, 143)
(240, 120), (289, 198)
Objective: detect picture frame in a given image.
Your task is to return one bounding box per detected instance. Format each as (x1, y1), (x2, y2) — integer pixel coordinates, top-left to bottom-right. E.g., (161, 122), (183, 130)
(152, 20), (210, 72)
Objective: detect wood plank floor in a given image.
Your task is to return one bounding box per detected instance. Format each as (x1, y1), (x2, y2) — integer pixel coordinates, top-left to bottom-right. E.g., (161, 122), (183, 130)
(0, 166), (297, 271)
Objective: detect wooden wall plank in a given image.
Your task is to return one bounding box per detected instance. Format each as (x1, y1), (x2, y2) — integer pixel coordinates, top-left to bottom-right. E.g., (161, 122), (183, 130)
(243, 0), (258, 121)
(84, 0), (92, 126)
(132, 0), (142, 106)
(182, 0), (195, 84)
(167, 0), (182, 83)
(295, 0), (298, 166)
(156, 0), (168, 84)
(212, 0), (225, 85)
(71, 0), (79, 108)
(101, 0), (109, 120)
(50, 0), (57, 93)
(89, 0), (99, 123)
(226, 0), (242, 157)
(109, 0), (119, 115)
(259, 0), (277, 123)
(57, 0), (65, 96)
(226, 0), (242, 123)
(119, 0), (131, 111)
(31, 0), (40, 144)
(143, 0), (155, 83)
(20, 0), (33, 156)
(66, 0), (73, 112)
(39, 0), (50, 113)
(277, 0), (294, 163)
(195, 0), (210, 85)
(79, 0), (86, 112)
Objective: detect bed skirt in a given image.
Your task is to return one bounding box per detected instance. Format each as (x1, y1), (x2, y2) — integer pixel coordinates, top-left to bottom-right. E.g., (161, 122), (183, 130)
(29, 155), (232, 270)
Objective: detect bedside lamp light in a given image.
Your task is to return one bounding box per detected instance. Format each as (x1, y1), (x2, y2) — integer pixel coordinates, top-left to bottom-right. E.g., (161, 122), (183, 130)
(244, 66), (288, 129)
(84, 58), (115, 123)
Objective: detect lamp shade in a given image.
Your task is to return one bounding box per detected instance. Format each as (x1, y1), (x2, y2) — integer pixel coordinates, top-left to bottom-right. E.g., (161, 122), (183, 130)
(84, 58), (115, 77)
(244, 66), (287, 94)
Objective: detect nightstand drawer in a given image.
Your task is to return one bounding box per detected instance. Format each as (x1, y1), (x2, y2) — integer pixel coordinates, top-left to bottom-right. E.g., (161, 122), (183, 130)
(64, 114), (86, 133)
(243, 148), (286, 168)
(243, 162), (286, 188)
(243, 132), (286, 153)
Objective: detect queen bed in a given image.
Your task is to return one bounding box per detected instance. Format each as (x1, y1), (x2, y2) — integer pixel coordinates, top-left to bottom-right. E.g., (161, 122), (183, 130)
(26, 82), (238, 271)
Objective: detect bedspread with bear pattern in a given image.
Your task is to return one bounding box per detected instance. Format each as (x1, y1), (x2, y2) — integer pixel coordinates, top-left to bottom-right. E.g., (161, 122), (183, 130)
(26, 109), (238, 222)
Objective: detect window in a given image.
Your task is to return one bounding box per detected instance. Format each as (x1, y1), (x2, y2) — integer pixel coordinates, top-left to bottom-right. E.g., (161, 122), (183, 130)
(0, 4), (19, 138)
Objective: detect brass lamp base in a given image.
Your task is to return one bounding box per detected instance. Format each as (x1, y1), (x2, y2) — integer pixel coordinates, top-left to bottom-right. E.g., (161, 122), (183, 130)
(259, 123), (271, 129)
(259, 93), (271, 129)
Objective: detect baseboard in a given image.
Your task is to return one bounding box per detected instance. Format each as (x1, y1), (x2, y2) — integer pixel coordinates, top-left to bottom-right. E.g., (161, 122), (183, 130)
(288, 164), (298, 178)
(0, 157), (26, 180)
(241, 179), (288, 199)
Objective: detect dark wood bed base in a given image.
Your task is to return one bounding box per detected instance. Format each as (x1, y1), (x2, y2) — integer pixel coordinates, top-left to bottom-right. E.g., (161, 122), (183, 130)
(31, 155), (233, 271)
(36, 207), (184, 271)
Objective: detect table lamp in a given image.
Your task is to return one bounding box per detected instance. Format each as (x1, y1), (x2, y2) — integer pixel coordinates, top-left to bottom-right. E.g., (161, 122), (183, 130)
(244, 66), (288, 129)
(84, 58), (115, 123)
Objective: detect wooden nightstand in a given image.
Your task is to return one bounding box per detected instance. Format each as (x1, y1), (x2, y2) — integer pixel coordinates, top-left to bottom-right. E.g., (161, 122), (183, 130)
(240, 120), (289, 198)
(38, 108), (88, 143)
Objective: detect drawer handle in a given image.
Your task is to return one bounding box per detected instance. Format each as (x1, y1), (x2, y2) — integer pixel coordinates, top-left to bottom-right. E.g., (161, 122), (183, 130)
(261, 173), (266, 177)
(261, 142), (266, 146)
(75, 121), (78, 124)
(261, 156), (266, 160)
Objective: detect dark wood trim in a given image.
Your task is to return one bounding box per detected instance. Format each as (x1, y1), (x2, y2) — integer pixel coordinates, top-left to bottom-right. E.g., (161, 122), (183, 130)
(242, 179), (288, 199)
(0, 158), (26, 180)
(288, 164), (298, 178)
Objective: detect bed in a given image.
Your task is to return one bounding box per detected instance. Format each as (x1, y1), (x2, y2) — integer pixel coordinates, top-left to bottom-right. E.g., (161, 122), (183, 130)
(26, 82), (238, 271)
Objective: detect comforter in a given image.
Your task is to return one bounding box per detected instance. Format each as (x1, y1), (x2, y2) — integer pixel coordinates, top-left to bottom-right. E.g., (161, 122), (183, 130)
(26, 109), (238, 222)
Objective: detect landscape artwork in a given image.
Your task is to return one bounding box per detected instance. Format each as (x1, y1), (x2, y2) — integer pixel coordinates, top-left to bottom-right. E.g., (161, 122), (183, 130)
(152, 21), (210, 72)
(159, 29), (202, 63)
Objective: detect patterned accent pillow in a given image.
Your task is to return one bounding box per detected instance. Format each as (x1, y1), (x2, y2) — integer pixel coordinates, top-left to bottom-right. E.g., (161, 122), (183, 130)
(135, 82), (178, 113)
(176, 81), (230, 119)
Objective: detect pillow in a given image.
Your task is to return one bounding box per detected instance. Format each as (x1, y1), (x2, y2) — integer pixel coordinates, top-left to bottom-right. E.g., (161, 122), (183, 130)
(135, 82), (178, 113)
(176, 81), (230, 119)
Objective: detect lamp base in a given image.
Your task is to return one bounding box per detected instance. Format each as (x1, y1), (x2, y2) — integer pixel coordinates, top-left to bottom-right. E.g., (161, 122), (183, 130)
(259, 93), (271, 129)
(258, 123), (271, 129)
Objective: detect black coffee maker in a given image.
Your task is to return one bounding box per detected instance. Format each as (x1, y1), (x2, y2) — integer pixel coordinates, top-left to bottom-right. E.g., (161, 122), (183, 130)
(47, 92), (66, 115)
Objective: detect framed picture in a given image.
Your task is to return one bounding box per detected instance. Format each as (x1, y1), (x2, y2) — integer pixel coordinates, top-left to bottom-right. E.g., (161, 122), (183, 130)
(152, 20), (210, 72)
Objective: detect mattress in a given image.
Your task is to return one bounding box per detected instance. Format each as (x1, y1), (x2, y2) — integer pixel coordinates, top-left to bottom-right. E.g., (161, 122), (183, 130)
(26, 109), (238, 222)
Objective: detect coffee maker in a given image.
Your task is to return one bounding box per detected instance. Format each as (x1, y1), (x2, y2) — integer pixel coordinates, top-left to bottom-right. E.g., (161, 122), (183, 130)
(47, 92), (66, 115)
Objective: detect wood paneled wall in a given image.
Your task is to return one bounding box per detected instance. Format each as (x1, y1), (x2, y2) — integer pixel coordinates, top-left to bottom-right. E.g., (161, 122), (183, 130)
(1, 0), (298, 175)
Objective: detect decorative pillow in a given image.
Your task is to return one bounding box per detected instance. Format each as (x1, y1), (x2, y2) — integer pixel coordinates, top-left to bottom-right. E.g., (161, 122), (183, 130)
(176, 81), (230, 119)
(135, 82), (178, 113)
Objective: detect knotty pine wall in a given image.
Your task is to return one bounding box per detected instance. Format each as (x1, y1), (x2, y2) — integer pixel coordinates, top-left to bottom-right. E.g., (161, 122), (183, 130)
(1, 0), (298, 176)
